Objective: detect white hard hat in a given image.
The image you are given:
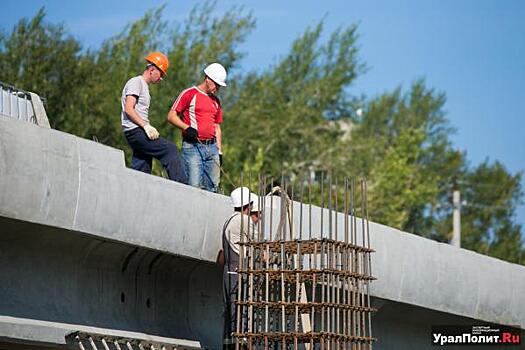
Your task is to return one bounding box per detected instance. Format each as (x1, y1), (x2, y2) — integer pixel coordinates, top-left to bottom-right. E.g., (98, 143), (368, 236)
(204, 62), (227, 87)
(230, 187), (253, 208)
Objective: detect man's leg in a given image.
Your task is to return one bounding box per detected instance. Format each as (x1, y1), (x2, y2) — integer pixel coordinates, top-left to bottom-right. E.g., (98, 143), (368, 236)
(223, 272), (238, 349)
(202, 144), (220, 193)
(155, 137), (187, 183)
(131, 151), (153, 173)
(125, 128), (186, 183)
(182, 141), (203, 189)
(125, 129), (153, 173)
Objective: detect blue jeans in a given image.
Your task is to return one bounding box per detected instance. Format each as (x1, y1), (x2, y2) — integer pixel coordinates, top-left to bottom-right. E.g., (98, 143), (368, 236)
(182, 141), (220, 192)
(124, 128), (187, 184)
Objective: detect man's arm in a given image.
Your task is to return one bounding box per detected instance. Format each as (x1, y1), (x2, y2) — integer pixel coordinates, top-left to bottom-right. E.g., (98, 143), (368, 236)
(215, 124), (222, 153)
(167, 109), (190, 131)
(124, 95), (146, 128)
(125, 95), (159, 140)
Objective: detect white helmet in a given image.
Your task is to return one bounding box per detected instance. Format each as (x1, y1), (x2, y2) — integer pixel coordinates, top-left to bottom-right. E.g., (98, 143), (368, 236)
(204, 62), (227, 86)
(230, 187), (253, 208)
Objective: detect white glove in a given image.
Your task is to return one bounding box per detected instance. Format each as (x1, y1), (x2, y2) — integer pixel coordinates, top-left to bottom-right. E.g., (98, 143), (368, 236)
(144, 124), (159, 140)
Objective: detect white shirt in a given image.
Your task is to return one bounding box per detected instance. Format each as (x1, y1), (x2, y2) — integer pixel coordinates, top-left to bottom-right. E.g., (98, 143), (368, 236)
(224, 213), (258, 255)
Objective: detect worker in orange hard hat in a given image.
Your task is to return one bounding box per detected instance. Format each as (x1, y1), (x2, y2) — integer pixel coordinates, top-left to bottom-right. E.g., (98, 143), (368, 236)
(121, 52), (187, 183)
(145, 51), (169, 76)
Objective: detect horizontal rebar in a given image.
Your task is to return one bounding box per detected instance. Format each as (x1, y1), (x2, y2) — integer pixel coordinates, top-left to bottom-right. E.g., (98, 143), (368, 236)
(233, 174), (376, 350)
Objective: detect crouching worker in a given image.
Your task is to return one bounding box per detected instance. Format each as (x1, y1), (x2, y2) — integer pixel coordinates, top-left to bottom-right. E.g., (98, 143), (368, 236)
(121, 52), (187, 183)
(220, 187), (261, 349)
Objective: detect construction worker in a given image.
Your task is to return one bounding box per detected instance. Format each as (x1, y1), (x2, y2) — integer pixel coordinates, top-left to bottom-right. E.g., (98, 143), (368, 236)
(121, 52), (187, 183)
(221, 187), (260, 349)
(167, 62), (227, 193)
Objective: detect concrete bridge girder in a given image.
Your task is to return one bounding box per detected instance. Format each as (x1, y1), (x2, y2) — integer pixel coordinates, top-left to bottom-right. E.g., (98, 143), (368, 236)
(1, 217), (223, 348)
(0, 116), (524, 350)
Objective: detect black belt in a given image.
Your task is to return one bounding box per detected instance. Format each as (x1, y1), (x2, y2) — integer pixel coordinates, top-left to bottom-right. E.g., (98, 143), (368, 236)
(184, 137), (216, 145)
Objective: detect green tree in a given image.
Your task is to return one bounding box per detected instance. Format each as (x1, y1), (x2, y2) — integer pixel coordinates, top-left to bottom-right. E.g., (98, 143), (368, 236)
(0, 3), (255, 165)
(1, 4), (523, 265)
(343, 81), (464, 235)
(367, 128), (438, 229)
(459, 161), (524, 263)
(346, 83), (524, 263)
(0, 8), (94, 131)
(223, 22), (365, 184)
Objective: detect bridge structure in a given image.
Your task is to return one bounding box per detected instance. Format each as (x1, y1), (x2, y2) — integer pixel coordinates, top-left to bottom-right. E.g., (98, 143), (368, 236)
(0, 86), (524, 349)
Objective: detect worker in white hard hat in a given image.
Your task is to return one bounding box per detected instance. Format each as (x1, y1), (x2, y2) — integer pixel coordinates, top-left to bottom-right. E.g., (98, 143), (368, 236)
(219, 187), (260, 349)
(167, 62), (228, 193)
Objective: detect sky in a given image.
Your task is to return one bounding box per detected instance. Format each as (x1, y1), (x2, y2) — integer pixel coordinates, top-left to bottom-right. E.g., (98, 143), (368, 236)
(1, 0), (524, 227)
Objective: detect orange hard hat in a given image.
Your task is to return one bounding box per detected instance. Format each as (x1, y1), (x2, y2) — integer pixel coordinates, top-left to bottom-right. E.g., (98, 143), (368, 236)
(145, 52), (169, 75)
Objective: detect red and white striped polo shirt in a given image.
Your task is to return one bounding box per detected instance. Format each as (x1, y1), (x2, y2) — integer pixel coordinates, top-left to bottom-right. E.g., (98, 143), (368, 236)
(171, 86), (223, 140)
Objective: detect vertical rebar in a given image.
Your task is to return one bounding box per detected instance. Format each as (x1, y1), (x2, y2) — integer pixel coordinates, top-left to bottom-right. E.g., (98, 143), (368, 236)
(235, 174), (374, 350)
(248, 173), (254, 335)
(344, 178), (349, 347)
(351, 178), (357, 346)
(320, 172), (325, 240)
(270, 177), (274, 241)
(289, 179), (294, 242)
(328, 174), (333, 241)
(300, 178), (304, 241)
(236, 172), (244, 350)
(363, 180), (373, 349)
(281, 172), (286, 241)
(265, 241), (269, 348)
(280, 239), (286, 334)
(335, 177), (340, 341)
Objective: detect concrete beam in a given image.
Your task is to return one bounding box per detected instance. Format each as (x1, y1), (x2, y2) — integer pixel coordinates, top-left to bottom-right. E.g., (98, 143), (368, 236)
(1, 116), (524, 335)
(28, 92), (50, 128)
(0, 116), (230, 263)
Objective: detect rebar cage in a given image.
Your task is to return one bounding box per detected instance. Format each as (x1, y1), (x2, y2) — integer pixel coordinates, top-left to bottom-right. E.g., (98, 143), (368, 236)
(232, 174), (376, 350)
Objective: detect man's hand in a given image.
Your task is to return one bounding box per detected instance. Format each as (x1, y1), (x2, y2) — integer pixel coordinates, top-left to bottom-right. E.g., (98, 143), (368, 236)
(219, 151), (223, 167)
(144, 124), (160, 140)
(185, 126), (198, 140)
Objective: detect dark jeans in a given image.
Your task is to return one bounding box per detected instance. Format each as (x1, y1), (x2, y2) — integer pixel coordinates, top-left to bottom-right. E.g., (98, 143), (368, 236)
(223, 230), (240, 349)
(124, 128), (187, 184)
(223, 269), (238, 348)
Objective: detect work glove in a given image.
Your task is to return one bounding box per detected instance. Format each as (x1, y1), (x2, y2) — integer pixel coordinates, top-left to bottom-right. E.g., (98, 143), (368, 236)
(144, 124), (160, 140)
(219, 152), (223, 167)
(185, 126), (198, 141)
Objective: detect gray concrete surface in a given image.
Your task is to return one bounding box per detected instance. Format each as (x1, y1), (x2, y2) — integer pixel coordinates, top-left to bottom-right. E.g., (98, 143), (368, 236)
(0, 217), (223, 348)
(28, 92), (50, 128)
(1, 116), (524, 349)
(0, 315), (201, 349)
(0, 116), (231, 262)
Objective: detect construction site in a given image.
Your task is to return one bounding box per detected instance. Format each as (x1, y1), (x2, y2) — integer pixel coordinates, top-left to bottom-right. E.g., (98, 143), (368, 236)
(0, 82), (524, 350)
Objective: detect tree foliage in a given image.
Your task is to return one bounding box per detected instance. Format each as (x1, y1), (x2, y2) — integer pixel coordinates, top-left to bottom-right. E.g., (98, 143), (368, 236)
(0, 4), (522, 265)
(223, 22), (365, 178)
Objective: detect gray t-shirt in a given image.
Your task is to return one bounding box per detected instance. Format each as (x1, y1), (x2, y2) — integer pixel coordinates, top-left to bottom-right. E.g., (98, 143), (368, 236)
(121, 75), (150, 131)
